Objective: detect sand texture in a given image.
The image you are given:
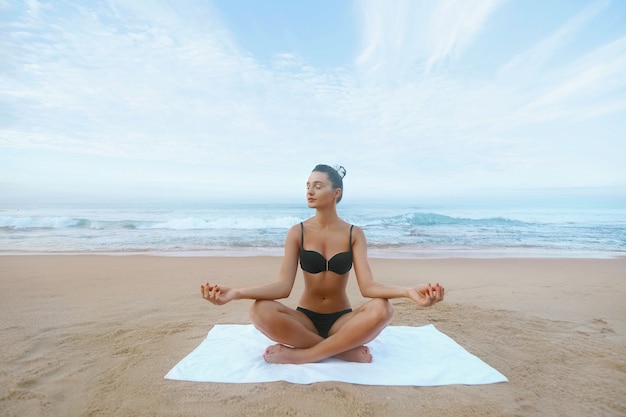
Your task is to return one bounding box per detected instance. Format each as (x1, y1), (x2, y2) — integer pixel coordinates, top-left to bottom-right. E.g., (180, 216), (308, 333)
(1, 255), (625, 417)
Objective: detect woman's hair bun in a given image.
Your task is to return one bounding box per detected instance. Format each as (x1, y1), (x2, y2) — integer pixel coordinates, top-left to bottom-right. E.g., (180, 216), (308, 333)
(334, 165), (347, 179)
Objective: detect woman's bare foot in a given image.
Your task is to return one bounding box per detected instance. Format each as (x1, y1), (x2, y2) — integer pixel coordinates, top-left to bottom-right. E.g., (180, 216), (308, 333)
(263, 344), (307, 364)
(334, 346), (372, 363)
(263, 344), (372, 364)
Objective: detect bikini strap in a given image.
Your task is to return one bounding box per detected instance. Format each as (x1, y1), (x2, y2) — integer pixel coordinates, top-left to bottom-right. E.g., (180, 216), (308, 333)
(349, 224), (354, 250)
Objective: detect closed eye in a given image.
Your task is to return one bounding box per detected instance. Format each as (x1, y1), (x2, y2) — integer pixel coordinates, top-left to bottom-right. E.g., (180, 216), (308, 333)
(306, 181), (325, 190)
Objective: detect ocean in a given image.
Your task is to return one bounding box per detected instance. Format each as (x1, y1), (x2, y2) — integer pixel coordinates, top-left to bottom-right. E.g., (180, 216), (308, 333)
(1, 201), (625, 258)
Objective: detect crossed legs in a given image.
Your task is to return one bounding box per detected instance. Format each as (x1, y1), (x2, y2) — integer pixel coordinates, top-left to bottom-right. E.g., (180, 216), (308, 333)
(249, 298), (393, 364)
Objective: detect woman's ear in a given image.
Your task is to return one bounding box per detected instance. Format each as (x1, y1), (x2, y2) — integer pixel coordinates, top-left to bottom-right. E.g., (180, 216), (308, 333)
(335, 188), (342, 201)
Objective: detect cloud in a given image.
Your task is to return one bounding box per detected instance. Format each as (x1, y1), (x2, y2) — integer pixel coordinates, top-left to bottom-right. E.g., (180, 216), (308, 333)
(499, 0), (610, 76)
(355, 0), (502, 82)
(490, 1), (626, 128)
(1, 0), (625, 202)
(518, 35), (626, 122)
(2, 1), (263, 157)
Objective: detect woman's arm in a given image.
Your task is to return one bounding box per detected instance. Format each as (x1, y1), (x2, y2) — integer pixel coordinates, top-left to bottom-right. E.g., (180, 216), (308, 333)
(352, 226), (444, 306)
(201, 225), (301, 305)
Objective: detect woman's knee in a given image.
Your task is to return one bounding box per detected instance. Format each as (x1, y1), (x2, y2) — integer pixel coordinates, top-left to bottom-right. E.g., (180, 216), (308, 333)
(249, 299), (278, 324)
(366, 298), (394, 324)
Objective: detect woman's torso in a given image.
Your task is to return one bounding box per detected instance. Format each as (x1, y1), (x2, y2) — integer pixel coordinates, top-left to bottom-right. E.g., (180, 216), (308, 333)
(297, 219), (354, 313)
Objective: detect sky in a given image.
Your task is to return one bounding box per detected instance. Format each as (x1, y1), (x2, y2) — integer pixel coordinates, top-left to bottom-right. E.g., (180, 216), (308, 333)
(1, 0), (626, 205)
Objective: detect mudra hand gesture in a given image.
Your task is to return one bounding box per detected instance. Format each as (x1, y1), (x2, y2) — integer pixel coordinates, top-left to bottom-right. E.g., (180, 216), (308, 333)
(201, 282), (236, 306)
(408, 283), (444, 307)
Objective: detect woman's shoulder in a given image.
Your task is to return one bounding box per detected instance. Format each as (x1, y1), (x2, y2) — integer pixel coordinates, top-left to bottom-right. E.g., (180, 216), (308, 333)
(287, 222), (304, 234)
(290, 218), (311, 232)
(350, 223), (364, 235)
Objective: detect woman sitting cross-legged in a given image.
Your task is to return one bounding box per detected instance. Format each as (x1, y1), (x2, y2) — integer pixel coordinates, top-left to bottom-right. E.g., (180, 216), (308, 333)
(201, 164), (444, 364)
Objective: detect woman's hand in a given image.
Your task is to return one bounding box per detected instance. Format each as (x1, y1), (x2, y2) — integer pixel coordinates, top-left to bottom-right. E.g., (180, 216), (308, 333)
(407, 283), (444, 307)
(200, 282), (237, 305)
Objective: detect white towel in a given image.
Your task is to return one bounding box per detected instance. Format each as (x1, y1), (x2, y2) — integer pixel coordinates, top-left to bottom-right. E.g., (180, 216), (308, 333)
(165, 324), (507, 386)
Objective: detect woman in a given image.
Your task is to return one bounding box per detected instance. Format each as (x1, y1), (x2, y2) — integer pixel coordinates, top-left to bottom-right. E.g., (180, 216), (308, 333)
(201, 164), (444, 364)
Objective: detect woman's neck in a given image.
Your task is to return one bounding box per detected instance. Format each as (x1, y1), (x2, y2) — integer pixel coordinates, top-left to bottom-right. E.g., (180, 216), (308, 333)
(313, 206), (340, 228)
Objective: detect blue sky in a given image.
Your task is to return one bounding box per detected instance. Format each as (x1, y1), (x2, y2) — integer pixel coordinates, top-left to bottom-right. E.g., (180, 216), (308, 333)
(1, 0), (625, 204)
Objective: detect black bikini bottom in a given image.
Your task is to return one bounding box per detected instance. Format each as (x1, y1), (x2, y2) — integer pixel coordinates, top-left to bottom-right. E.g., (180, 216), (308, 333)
(297, 306), (353, 338)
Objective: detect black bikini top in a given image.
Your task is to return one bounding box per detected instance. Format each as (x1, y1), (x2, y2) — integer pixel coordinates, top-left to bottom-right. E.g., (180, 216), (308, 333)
(299, 222), (354, 275)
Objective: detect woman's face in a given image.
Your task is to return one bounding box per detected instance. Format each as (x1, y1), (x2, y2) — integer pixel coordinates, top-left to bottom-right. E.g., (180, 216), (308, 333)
(306, 171), (340, 207)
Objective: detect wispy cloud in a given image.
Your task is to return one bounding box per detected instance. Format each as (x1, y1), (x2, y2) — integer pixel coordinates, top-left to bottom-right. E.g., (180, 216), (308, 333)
(422, 0), (502, 72)
(1, 1), (358, 168)
(499, 0), (610, 76)
(518, 35), (626, 122)
(1, 0), (625, 200)
(355, 0), (502, 81)
(487, 1), (626, 129)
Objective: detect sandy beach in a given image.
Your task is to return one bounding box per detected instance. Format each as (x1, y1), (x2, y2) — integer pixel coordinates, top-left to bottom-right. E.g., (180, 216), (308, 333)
(1, 255), (624, 417)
